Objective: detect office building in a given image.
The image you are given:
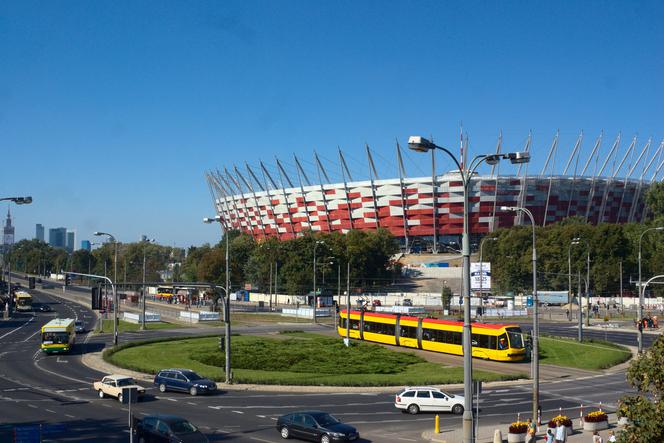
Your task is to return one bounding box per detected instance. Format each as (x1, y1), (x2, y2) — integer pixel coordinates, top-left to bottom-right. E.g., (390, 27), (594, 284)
(49, 227), (67, 249)
(66, 231), (75, 252)
(81, 240), (91, 251)
(36, 224), (45, 242)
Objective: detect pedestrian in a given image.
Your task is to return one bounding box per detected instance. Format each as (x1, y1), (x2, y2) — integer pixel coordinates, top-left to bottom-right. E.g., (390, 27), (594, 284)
(545, 428), (554, 443)
(592, 430), (603, 443)
(554, 421), (567, 443)
(607, 430), (616, 443)
(525, 418), (536, 443)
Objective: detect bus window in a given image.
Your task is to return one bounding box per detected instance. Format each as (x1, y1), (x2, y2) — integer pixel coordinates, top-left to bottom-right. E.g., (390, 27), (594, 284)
(506, 328), (524, 349)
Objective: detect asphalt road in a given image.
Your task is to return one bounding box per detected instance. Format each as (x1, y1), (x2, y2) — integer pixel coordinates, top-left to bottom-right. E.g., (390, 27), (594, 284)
(0, 282), (652, 442)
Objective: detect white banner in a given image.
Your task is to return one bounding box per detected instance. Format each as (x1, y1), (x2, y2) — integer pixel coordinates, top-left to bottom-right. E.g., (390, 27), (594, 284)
(471, 262), (491, 291)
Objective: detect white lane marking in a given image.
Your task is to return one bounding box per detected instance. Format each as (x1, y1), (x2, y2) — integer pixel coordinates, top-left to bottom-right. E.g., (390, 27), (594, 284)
(0, 314), (34, 340)
(22, 328), (42, 343)
(208, 406), (222, 410)
(65, 414), (76, 418)
(165, 398), (178, 402)
(232, 410), (244, 414)
(249, 437), (279, 443)
(27, 404), (38, 408)
(56, 357), (68, 363)
(33, 357), (90, 385)
(187, 402), (198, 406)
(257, 415), (266, 418)
(45, 409), (56, 413)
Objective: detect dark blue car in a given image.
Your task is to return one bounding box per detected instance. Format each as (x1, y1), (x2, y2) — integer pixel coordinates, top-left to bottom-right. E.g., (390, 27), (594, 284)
(276, 411), (359, 442)
(153, 369), (217, 396)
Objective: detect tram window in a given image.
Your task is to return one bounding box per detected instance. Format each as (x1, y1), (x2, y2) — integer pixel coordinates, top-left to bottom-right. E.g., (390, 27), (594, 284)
(400, 325), (417, 339)
(497, 334), (508, 350)
(350, 319), (360, 330)
(364, 321), (393, 334)
(451, 331), (462, 345)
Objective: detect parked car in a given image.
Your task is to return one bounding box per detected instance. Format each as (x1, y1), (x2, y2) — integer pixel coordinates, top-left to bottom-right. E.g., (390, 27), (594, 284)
(75, 320), (85, 333)
(154, 369), (217, 396)
(402, 299), (413, 306)
(93, 374), (146, 402)
(371, 299), (381, 307)
(394, 386), (464, 415)
(133, 414), (208, 443)
(276, 411), (359, 442)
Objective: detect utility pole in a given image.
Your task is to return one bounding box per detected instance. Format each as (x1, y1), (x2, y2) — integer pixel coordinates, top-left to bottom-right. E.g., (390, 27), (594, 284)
(578, 269), (583, 342)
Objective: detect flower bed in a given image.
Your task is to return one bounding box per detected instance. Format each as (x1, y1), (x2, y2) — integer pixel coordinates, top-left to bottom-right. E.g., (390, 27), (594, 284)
(546, 415), (574, 436)
(583, 410), (609, 431)
(507, 422), (528, 443)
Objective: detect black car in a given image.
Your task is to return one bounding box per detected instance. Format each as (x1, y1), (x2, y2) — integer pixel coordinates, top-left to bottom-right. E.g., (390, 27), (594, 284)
(154, 369), (217, 396)
(134, 415), (208, 443)
(276, 411), (359, 443)
(37, 304), (52, 312)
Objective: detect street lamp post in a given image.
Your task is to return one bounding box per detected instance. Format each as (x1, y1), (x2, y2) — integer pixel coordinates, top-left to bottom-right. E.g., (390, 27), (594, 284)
(94, 231), (118, 346)
(571, 238), (590, 334)
(637, 226), (664, 353)
(478, 237), (497, 303)
(312, 240), (325, 324)
(408, 135), (529, 443)
(141, 238), (156, 331)
(500, 206), (539, 426)
(1, 196), (32, 319)
(203, 216), (232, 384)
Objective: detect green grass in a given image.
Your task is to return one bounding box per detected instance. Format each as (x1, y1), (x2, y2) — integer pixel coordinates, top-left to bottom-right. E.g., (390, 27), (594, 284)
(538, 335), (631, 370)
(106, 333), (524, 386)
(98, 319), (184, 332)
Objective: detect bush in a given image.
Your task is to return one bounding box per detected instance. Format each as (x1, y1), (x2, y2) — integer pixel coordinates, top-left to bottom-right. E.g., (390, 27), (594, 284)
(547, 415), (572, 428)
(509, 422), (528, 433)
(584, 411), (608, 423)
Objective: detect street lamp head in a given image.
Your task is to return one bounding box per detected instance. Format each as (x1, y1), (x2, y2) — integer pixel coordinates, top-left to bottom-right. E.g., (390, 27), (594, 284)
(407, 135), (436, 152)
(484, 154), (501, 166)
(500, 206), (518, 212)
(655, 227), (664, 231)
(506, 151), (530, 164)
(14, 196), (32, 205)
(203, 215), (222, 224)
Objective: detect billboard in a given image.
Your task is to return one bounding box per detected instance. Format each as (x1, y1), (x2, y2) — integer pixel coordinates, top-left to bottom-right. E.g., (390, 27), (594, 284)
(470, 262), (491, 291)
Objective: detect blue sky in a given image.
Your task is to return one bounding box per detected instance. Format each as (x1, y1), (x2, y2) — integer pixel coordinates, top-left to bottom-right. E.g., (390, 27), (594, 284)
(1, 1), (662, 247)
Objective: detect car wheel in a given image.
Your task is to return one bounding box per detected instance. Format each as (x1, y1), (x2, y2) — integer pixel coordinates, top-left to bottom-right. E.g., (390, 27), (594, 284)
(97, 390), (104, 399)
(280, 426), (290, 439)
(452, 404), (464, 415)
(321, 435), (331, 443)
(117, 393), (123, 403)
(159, 383), (167, 393)
(189, 386), (198, 396)
(407, 404), (420, 415)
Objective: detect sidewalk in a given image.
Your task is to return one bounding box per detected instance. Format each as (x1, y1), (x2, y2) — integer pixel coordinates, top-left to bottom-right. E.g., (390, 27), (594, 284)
(423, 414), (622, 442)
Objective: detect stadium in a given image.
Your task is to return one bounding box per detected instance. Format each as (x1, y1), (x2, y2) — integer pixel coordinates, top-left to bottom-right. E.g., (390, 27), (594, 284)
(206, 132), (663, 251)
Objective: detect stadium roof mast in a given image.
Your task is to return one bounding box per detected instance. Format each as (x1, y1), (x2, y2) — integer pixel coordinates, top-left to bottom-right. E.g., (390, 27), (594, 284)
(338, 148), (355, 231)
(617, 138), (652, 222)
(246, 162), (280, 239)
(366, 144), (381, 229)
(514, 131), (532, 226)
(213, 170), (244, 234)
(223, 167), (257, 241)
(585, 133), (622, 223)
(598, 135), (636, 222)
(272, 158), (297, 238)
(235, 165), (267, 239)
(644, 149), (664, 220)
(396, 141), (410, 251)
(564, 131), (584, 218)
(629, 139), (664, 222)
(314, 152), (333, 233)
(541, 131), (560, 226)
(293, 154), (314, 231)
(489, 131), (503, 232)
(576, 132), (603, 221)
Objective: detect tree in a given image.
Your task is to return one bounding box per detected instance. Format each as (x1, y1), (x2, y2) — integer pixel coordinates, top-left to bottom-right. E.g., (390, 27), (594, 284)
(645, 182), (664, 218)
(618, 336), (664, 442)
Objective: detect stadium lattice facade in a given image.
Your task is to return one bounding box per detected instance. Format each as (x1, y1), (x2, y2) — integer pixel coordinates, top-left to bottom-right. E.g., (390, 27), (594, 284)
(206, 133), (663, 250)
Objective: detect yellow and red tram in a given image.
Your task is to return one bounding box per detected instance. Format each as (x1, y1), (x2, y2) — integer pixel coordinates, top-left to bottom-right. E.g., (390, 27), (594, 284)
(338, 309), (526, 362)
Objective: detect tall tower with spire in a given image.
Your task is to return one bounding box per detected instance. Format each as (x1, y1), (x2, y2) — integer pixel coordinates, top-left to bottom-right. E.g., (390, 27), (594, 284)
(3, 207), (15, 248)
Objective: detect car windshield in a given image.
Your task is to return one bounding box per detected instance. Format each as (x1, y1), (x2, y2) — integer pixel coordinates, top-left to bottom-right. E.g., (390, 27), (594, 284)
(181, 371), (203, 381)
(506, 328), (524, 349)
(170, 420), (198, 434)
(311, 413), (340, 427)
(117, 378), (135, 387)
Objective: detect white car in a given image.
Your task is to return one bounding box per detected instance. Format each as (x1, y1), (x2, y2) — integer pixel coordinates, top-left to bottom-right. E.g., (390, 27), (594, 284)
(93, 375), (146, 402)
(395, 386), (465, 415)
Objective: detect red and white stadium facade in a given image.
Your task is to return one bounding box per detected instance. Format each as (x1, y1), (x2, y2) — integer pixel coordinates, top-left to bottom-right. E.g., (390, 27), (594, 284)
(206, 134), (662, 248)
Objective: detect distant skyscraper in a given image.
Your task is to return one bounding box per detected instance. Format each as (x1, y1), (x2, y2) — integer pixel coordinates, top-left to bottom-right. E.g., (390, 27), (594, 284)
(66, 231), (75, 252)
(3, 208), (15, 247)
(81, 240), (91, 251)
(36, 223), (45, 242)
(49, 227), (67, 249)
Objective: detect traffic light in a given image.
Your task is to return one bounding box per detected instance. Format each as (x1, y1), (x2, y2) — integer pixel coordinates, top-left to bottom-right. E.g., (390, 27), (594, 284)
(64, 274), (71, 286)
(91, 287), (102, 310)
